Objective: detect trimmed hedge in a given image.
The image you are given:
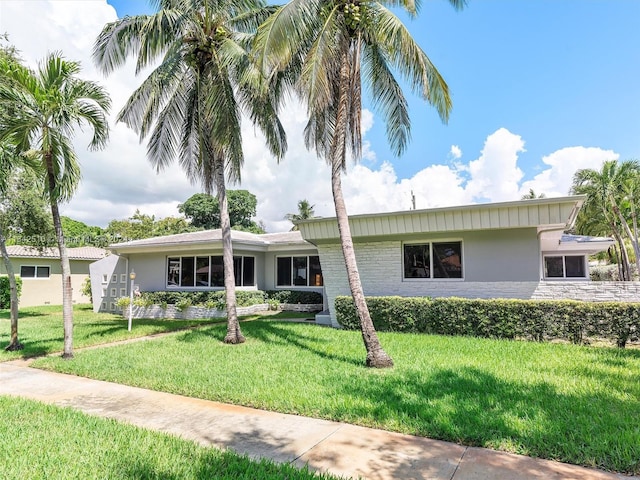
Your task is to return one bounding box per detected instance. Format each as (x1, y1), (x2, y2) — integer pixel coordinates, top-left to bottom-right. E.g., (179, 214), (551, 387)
(138, 290), (322, 309)
(140, 290), (267, 308)
(265, 290), (323, 304)
(335, 296), (640, 347)
(0, 276), (22, 309)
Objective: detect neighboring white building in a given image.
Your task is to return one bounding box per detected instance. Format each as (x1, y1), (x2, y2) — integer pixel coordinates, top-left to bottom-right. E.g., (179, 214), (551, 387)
(1, 246), (108, 307)
(90, 196), (633, 326)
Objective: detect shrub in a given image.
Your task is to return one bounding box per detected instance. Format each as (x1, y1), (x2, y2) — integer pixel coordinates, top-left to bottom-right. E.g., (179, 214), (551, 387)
(138, 290), (267, 308)
(335, 295), (640, 347)
(0, 276), (23, 309)
(265, 290), (323, 304)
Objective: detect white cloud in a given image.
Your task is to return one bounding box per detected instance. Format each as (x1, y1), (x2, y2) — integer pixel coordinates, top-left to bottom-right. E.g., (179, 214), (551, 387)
(519, 147), (619, 198)
(0, 1), (622, 235)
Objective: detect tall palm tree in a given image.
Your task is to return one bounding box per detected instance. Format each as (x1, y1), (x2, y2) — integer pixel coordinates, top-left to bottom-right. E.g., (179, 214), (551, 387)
(256, 0), (466, 367)
(93, 0), (286, 344)
(285, 199), (315, 230)
(0, 53), (111, 358)
(571, 160), (640, 280)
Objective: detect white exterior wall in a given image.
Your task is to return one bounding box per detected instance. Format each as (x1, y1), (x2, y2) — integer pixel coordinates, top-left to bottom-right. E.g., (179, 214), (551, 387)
(316, 240), (543, 327)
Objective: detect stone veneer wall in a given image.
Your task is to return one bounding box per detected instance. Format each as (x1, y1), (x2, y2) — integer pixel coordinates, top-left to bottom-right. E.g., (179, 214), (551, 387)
(127, 303), (323, 320)
(532, 281), (640, 302)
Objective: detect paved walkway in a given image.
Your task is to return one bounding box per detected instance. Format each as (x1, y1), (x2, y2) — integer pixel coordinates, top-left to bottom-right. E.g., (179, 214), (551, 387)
(0, 361), (635, 480)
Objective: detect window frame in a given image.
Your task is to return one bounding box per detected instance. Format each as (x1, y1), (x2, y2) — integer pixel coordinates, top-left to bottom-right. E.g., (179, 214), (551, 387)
(19, 265), (50, 279)
(402, 240), (464, 281)
(543, 254), (588, 279)
(275, 255), (323, 288)
(166, 255), (256, 288)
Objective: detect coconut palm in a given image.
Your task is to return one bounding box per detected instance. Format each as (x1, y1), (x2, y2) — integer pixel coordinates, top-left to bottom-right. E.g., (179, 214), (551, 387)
(571, 160), (640, 280)
(256, 0), (466, 367)
(285, 199), (315, 230)
(93, 0), (286, 344)
(0, 53), (111, 358)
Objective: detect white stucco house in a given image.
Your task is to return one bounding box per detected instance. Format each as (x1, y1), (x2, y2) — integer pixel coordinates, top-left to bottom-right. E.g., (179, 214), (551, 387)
(1, 246), (108, 307)
(91, 196), (637, 327)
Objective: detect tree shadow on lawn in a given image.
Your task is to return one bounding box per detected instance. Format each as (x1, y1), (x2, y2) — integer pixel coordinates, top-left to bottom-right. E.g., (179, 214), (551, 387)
(336, 366), (639, 474)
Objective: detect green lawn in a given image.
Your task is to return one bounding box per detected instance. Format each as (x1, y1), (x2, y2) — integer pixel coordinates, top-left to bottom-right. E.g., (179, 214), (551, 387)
(0, 304), (221, 360)
(0, 396), (341, 480)
(29, 319), (640, 475)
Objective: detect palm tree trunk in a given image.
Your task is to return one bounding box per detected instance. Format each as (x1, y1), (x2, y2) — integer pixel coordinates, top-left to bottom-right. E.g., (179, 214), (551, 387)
(0, 227), (23, 351)
(45, 152), (74, 358)
(214, 160), (245, 344)
(330, 49), (392, 368)
(331, 164), (393, 368)
(611, 225), (631, 281)
(612, 204), (640, 279)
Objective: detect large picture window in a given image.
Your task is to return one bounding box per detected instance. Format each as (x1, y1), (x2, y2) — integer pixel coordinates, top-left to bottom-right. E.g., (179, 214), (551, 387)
(276, 255), (323, 287)
(403, 241), (463, 279)
(167, 255), (255, 287)
(544, 255), (586, 278)
(20, 265), (50, 279)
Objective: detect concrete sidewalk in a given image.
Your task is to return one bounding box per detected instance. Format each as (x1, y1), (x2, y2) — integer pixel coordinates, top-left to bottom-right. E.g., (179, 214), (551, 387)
(0, 361), (635, 480)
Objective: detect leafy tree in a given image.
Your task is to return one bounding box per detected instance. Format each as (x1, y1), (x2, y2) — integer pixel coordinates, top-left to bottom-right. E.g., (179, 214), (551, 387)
(93, 0), (286, 344)
(0, 52), (111, 358)
(106, 210), (194, 241)
(285, 199), (315, 231)
(256, 0), (466, 366)
(61, 217), (108, 247)
(179, 190), (263, 232)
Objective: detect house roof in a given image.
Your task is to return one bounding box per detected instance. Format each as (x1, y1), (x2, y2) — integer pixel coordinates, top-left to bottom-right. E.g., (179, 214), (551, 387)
(109, 229), (312, 254)
(6, 246), (108, 261)
(539, 233), (615, 253)
(297, 196), (586, 243)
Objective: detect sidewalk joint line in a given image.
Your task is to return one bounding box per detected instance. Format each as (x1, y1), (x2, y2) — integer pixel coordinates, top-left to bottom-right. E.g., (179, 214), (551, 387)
(449, 446), (468, 480)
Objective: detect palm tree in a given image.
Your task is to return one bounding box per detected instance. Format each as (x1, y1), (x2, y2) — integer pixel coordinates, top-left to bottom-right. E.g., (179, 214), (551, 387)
(571, 160), (640, 280)
(0, 53), (111, 358)
(521, 188), (546, 200)
(93, 0), (286, 344)
(285, 199), (315, 230)
(257, 0), (466, 367)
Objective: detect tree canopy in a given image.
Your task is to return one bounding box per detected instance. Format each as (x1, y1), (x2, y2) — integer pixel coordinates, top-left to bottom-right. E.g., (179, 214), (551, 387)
(179, 190), (264, 233)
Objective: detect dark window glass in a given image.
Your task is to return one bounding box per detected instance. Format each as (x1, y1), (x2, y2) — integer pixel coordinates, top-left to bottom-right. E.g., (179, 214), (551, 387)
(277, 257), (292, 286)
(243, 257), (255, 286)
(211, 256), (224, 287)
(20, 266), (36, 278)
(196, 256), (210, 286)
(167, 258), (180, 286)
(403, 244), (430, 278)
(309, 256), (323, 286)
(545, 256), (564, 278)
(180, 256), (195, 287)
(433, 242), (463, 278)
(565, 256), (585, 277)
(293, 257), (308, 285)
(36, 266), (50, 278)
(233, 256), (242, 286)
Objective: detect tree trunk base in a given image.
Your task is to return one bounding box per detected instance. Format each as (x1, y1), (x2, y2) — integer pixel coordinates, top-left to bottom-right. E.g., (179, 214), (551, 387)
(4, 341), (24, 351)
(366, 350), (394, 368)
(224, 333), (246, 344)
(61, 352), (74, 360)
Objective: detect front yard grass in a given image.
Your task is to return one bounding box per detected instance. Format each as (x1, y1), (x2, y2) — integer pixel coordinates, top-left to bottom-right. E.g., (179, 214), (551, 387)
(0, 396), (340, 480)
(31, 319), (640, 475)
(0, 304), (220, 360)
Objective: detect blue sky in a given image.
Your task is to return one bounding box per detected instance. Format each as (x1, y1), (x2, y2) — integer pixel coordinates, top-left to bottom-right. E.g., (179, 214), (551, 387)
(1, 0), (638, 229)
(107, 0), (640, 180)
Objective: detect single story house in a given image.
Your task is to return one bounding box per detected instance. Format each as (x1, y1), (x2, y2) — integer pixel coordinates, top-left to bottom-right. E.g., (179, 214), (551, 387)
(1, 246), (108, 307)
(91, 196), (637, 326)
